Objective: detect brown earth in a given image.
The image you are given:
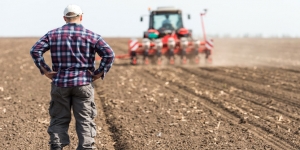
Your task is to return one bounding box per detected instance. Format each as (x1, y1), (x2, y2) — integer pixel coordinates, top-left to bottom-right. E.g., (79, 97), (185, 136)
(0, 37), (300, 150)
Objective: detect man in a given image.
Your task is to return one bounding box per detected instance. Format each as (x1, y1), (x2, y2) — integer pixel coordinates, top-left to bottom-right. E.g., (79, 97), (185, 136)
(162, 14), (171, 25)
(30, 4), (115, 150)
(160, 14), (175, 30)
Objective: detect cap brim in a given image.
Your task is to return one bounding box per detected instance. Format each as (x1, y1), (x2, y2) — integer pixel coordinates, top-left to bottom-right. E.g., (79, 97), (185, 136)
(64, 13), (83, 18)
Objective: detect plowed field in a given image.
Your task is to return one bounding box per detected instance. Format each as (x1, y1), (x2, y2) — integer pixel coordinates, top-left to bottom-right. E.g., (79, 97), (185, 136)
(0, 38), (299, 150)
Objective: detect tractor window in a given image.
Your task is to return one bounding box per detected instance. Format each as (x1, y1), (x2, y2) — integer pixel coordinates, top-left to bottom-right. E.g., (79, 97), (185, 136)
(153, 14), (183, 31)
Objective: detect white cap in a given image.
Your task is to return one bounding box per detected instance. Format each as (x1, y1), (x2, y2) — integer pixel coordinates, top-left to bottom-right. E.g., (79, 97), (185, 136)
(64, 4), (83, 18)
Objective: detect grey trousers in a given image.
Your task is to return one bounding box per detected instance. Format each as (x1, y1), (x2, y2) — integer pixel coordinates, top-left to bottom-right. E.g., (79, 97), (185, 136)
(48, 83), (97, 150)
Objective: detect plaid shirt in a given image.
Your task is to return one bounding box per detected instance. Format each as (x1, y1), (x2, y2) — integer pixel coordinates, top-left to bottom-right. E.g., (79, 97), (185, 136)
(30, 23), (115, 87)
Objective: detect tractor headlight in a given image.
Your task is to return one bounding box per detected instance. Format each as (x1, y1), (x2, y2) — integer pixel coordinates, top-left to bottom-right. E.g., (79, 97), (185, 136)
(142, 38), (151, 49)
(154, 39), (163, 49)
(180, 37), (189, 49)
(167, 37), (176, 49)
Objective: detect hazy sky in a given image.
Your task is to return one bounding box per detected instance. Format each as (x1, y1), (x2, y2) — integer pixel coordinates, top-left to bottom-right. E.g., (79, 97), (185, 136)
(0, 0), (299, 38)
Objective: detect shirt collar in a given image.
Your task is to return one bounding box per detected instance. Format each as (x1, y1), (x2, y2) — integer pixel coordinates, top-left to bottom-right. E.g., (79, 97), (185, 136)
(65, 23), (82, 26)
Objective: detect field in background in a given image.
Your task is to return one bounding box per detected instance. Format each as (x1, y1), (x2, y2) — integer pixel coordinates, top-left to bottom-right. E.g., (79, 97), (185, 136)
(0, 38), (299, 149)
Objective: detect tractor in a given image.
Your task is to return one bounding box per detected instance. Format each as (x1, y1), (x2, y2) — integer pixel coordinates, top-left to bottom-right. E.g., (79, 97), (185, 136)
(115, 7), (213, 65)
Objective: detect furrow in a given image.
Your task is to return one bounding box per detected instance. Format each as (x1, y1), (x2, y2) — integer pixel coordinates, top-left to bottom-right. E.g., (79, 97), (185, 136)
(200, 67), (300, 93)
(141, 69), (296, 150)
(179, 66), (300, 108)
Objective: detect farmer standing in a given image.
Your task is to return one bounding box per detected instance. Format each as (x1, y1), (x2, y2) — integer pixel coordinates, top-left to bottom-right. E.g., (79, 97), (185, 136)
(30, 4), (115, 150)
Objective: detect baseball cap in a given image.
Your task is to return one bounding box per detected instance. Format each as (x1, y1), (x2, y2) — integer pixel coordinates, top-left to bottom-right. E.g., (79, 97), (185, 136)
(64, 4), (83, 18)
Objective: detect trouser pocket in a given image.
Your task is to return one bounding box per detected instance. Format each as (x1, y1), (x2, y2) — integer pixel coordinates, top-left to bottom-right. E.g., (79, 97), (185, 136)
(91, 102), (97, 119)
(49, 100), (57, 117)
(49, 83), (62, 117)
(91, 122), (96, 138)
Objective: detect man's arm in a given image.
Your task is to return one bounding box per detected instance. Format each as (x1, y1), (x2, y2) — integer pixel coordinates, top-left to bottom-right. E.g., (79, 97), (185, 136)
(94, 36), (115, 80)
(30, 33), (52, 75)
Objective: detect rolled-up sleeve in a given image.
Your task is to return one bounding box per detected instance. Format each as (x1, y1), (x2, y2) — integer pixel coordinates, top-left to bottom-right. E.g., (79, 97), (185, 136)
(30, 33), (51, 75)
(94, 36), (115, 79)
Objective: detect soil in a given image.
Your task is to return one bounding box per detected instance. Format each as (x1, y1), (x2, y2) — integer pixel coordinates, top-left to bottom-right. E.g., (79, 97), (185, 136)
(0, 37), (299, 149)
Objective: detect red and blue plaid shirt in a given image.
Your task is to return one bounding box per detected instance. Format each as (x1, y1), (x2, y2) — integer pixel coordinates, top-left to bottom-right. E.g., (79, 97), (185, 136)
(30, 23), (115, 87)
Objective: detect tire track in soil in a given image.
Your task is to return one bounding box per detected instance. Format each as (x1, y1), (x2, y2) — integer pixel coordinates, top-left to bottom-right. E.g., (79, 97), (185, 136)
(193, 66), (299, 120)
(143, 67), (297, 149)
(175, 67), (300, 148)
(200, 67), (300, 93)
(152, 67), (300, 147)
(178, 66), (300, 109)
(140, 69), (289, 150)
(164, 67), (300, 119)
(173, 66), (300, 148)
(279, 68), (300, 74)
(94, 66), (274, 149)
(95, 66), (143, 150)
(169, 66), (300, 121)
(93, 87), (116, 150)
(161, 67), (300, 123)
(95, 81), (130, 150)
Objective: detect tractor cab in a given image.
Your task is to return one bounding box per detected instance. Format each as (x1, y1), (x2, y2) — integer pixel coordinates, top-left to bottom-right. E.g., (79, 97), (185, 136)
(141, 7), (191, 39)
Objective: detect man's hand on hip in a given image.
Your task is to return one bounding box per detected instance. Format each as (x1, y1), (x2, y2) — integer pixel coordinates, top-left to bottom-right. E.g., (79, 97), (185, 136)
(41, 66), (57, 80)
(89, 70), (104, 82)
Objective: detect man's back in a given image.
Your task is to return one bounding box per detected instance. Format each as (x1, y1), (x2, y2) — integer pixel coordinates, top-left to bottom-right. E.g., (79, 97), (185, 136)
(30, 23), (115, 87)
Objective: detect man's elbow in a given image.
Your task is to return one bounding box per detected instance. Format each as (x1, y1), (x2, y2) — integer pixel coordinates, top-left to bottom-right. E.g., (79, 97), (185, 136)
(111, 50), (115, 58)
(108, 48), (115, 58)
(108, 50), (115, 63)
(29, 48), (34, 57)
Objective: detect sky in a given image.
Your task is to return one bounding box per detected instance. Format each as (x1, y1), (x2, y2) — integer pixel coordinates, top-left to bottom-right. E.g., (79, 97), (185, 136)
(0, 0), (299, 38)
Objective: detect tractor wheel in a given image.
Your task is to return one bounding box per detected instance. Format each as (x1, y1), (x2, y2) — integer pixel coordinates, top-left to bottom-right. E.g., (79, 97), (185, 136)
(205, 50), (212, 64)
(130, 58), (137, 65)
(130, 51), (137, 65)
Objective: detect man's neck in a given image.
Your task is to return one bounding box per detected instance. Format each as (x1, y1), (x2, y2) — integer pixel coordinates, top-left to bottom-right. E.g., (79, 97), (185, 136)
(66, 21), (81, 24)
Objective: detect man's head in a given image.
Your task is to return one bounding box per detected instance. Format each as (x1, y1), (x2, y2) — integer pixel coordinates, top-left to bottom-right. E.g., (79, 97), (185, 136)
(165, 14), (169, 19)
(63, 4), (83, 23)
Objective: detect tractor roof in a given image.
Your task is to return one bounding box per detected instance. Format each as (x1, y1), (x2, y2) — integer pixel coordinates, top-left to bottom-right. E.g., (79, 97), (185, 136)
(154, 7), (181, 12)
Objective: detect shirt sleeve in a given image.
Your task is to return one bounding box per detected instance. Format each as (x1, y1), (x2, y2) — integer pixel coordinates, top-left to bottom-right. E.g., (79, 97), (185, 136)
(29, 33), (51, 75)
(94, 36), (115, 79)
